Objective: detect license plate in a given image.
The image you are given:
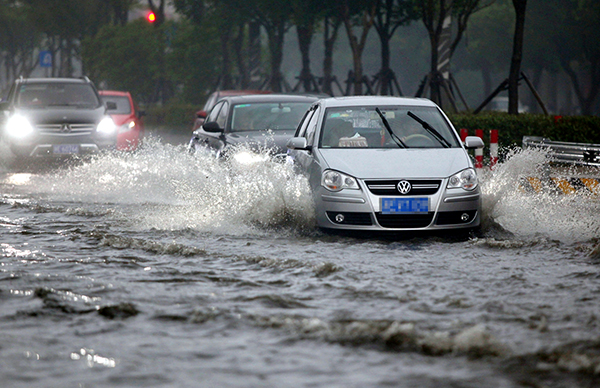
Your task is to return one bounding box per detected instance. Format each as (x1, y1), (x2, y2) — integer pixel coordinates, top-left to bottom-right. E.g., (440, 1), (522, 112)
(381, 197), (429, 214)
(53, 144), (79, 154)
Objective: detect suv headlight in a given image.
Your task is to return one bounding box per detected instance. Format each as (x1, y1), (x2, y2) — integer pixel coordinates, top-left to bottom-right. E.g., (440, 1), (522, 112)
(97, 117), (117, 134)
(6, 115), (34, 139)
(322, 170), (360, 191)
(447, 168), (478, 190)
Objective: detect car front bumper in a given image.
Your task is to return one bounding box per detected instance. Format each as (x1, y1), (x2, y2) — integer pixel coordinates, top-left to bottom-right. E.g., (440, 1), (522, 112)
(314, 179), (481, 231)
(8, 132), (116, 158)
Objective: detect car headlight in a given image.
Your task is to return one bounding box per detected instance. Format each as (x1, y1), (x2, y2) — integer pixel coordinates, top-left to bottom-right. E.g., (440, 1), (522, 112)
(447, 168), (478, 190)
(5, 115), (35, 139)
(96, 117), (117, 134)
(118, 121), (136, 133)
(322, 170), (360, 191)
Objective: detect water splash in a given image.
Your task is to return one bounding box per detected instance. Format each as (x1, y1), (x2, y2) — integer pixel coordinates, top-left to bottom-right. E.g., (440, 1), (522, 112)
(4, 138), (599, 242)
(480, 147), (600, 243)
(29, 137), (315, 235)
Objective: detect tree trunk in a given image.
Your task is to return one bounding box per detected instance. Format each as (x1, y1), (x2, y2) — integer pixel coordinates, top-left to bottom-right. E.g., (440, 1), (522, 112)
(508, 0), (527, 115)
(148, 0), (166, 27)
(322, 17), (340, 96)
(267, 22), (286, 92)
(562, 59), (599, 116)
(296, 24), (314, 92)
(233, 23), (249, 89)
(428, 33), (441, 104)
(219, 27), (233, 89)
(374, 0), (404, 96)
(341, 3), (375, 96)
(379, 33), (391, 95)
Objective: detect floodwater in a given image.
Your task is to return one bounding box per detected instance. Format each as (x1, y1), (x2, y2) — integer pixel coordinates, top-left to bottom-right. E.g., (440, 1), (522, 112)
(1, 136), (599, 388)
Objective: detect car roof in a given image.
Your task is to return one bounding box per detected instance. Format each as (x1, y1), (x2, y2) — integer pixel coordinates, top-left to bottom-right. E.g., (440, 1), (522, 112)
(220, 94), (321, 104)
(212, 89), (271, 97)
(99, 90), (131, 97)
(316, 96), (438, 108)
(18, 77), (90, 84)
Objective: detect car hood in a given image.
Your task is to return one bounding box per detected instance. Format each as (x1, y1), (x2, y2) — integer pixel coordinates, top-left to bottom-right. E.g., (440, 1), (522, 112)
(226, 130), (294, 153)
(318, 148), (473, 179)
(14, 106), (106, 125)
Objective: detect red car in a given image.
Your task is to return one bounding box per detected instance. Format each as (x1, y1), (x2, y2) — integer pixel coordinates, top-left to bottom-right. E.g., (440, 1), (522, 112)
(192, 89), (271, 131)
(99, 90), (145, 151)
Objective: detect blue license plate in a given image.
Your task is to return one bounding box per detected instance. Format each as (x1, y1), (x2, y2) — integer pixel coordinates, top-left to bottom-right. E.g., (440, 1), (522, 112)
(381, 197), (429, 214)
(53, 144), (79, 154)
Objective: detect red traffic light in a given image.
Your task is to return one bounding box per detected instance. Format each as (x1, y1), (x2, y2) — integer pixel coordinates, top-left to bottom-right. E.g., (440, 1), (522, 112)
(146, 11), (156, 23)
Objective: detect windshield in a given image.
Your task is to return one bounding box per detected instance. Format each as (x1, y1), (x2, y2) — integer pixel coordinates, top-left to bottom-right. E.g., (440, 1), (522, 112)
(230, 102), (312, 132)
(100, 95), (132, 114)
(17, 83), (100, 108)
(319, 106), (460, 149)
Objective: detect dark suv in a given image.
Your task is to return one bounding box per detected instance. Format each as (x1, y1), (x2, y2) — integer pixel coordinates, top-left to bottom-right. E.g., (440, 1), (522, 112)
(0, 77), (117, 158)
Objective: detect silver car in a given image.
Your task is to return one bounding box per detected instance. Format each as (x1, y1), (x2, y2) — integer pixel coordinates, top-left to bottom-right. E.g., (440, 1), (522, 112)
(286, 96), (485, 232)
(188, 94), (319, 159)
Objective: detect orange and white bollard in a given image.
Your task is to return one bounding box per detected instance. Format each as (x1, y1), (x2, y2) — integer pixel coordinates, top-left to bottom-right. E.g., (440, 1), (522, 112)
(475, 129), (484, 169)
(490, 129), (498, 169)
(460, 128), (468, 142)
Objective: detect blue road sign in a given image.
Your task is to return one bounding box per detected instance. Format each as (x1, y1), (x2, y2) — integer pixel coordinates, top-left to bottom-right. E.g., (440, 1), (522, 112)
(40, 51), (52, 68)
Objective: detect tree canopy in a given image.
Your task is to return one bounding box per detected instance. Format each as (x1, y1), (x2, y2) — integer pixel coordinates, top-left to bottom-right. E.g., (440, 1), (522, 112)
(0, 0), (598, 116)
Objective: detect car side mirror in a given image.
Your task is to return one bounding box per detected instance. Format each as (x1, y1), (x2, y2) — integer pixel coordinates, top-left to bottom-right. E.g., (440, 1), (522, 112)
(202, 121), (222, 133)
(106, 101), (117, 110)
(287, 137), (311, 151)
(464, 136), (485, 149)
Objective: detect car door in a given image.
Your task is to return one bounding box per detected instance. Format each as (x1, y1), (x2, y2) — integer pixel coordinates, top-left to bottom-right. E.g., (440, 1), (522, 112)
(289, 104), (323, 190)
(196, 100), (226, 154)
(209, 100), (229, 155)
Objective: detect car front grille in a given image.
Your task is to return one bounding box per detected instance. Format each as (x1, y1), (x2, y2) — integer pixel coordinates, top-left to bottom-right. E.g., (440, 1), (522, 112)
(37, 123), (96, 135)
(375, 212), (434, 228)
(365, 180), (441, 196)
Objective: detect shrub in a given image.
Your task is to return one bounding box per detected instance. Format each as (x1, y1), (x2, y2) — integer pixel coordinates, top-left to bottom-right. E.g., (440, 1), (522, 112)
(448, 112), (600, 148)
(144, 102), (198, 134)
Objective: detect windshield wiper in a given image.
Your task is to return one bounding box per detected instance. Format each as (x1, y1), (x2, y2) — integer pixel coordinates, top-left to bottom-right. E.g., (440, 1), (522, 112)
(375, 107), (407, 148)
(407, 111), (451, 148)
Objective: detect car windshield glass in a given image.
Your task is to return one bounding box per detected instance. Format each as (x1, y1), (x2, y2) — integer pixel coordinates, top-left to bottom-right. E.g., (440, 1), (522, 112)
(230, 102), (312, 132)
(17, 83), (100, 108)
(319, 106), (459, 149)
(100, 95), (132, 114)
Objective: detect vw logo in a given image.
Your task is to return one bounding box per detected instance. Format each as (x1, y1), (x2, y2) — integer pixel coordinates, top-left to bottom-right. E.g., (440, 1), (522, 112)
(397, 180), (411, 194)
(60, 124), (72, 133)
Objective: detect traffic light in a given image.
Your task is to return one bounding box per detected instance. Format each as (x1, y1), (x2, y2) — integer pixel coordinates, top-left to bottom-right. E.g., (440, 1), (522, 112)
(146, 11), (156, 23)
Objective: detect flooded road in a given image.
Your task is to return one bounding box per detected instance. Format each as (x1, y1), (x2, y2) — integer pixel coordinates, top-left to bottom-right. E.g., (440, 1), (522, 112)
(1, 136), (600, 387)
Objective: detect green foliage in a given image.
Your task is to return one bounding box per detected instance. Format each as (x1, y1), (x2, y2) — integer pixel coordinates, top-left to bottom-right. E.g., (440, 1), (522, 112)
(165, 20), (220, 104)
(23, 0), (109, 40)
(448, 112), (600, 148)
(144, 101), (198, 128)
(0, 1), (42, 82)
(81, 19), (162, 103)
(457, 0), (513, 72)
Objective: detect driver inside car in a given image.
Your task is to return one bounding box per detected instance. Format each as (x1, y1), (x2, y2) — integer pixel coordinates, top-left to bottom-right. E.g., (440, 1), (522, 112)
(383, 115), (435, 147)
(325, 119), (368, 147)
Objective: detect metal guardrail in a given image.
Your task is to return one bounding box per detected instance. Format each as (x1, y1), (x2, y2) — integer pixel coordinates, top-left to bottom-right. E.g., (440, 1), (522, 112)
(520, 175), (600, 195)
(523, 136), (600, 166)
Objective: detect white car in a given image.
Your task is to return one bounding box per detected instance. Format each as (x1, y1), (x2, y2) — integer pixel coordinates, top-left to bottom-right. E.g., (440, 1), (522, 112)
(286, 96), (485, 232)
